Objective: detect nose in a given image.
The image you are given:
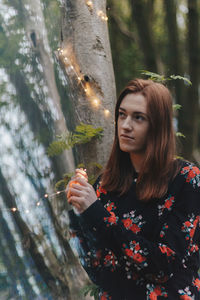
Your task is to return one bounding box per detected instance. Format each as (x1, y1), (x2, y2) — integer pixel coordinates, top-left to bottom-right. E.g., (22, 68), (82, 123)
(122, 116), (132, 130)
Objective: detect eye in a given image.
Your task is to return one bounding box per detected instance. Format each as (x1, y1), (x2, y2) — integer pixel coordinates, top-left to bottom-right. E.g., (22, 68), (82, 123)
(118, 111), (126, 118)
(135, 114), (145, 121)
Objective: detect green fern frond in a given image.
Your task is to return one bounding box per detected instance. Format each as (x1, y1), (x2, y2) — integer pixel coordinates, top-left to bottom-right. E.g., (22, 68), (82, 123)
(47, 123), (103, 157)
(140, 70), (166, 82)
(173, 104), (182, 111)
(80, 284), (99, 300)
(169, 75), (192, 85)
(47, 140), (69, 156)
(176, 132), (186, 138)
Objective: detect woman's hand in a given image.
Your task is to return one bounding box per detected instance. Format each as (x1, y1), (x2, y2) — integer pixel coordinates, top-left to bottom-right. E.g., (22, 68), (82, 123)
(66, 176), (97, 213)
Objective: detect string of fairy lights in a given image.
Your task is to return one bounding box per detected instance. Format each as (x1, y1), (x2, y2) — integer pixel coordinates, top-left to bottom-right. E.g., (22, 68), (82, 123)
(4, 1), (110, 216)
(3, 190), (66, 215)
(57, 0), (111, 117)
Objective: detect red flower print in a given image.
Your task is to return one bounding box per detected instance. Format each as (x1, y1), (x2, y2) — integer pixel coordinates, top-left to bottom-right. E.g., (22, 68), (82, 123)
(106, 202), (115, 212)
(149, 292), (157, 300)
(99, 186), (107, 194)
(159, 245), (175, 257)
(154, 287), (162, 296)
(180, 296), (192, 300)
(190, 244), (199, 253)
(96, 185), (107, 198)
(125, 248), (134, 258)
(100, 291), (111, 300)
(104, 254), (112, 261)
(133, 253), (146, 264)
(96, 189), (100, 198)
(130, 223), (141, 233)
(122, 218), (132, 228)
(184, 221), (191, 227)
(107, 214), (117, 224)
(190, 228), (195, 238)
(164, 197), (174, 209)
(135, 243), (140, 251)
(193, 278), (200, 291)
(181, 165), (200, 185)
(149, 287), (162, 300)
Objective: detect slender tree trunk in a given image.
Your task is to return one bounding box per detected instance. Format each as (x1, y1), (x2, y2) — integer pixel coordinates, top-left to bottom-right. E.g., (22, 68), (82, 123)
(163, 0), (186, 106)
(178, 0), (199, 161)
(0, 214), (36, 298)
(20, 0), (75, 174)
(130, 0), (160, 73)
(60, 0), (116, 169)
(0, 166), (92, 299)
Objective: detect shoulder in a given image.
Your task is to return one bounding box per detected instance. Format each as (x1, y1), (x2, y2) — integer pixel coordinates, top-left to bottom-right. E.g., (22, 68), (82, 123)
(176, 159), (200, 191)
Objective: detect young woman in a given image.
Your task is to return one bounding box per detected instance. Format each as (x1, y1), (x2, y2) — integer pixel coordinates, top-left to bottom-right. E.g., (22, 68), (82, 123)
(66, 79), (200, 299)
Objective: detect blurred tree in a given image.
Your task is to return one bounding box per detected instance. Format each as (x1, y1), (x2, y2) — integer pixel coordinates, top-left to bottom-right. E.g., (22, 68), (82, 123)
(60, 0), (116, 170)
(178, 0), (200, 161)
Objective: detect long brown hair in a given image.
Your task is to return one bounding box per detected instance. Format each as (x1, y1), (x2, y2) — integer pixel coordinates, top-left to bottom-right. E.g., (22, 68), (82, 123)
(101, 79), (179, 201)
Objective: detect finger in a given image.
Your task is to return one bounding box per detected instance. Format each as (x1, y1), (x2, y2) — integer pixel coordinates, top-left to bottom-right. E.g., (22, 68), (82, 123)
(72, 177), (88, 186)
(69, 195), (82, 203)
(71, 183), (86, 191)
(69, 200), (82, 212)
(69, 187), (83, 196)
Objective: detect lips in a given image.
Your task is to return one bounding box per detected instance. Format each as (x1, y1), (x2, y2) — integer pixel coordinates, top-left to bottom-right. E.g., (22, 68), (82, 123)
(120, 134), (135, 140)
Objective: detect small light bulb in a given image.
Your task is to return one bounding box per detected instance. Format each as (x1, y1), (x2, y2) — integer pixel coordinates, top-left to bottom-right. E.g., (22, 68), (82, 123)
(56, 191), (61, 195)
(36, 202), (41, 206)
(44, 194), (48, 198)
(86, 0), (93, 7)
(104, 109), (110, 116)
(11, 207), (17, 212)
(92, 98), (100, 107)
(25, 209), (29, 214)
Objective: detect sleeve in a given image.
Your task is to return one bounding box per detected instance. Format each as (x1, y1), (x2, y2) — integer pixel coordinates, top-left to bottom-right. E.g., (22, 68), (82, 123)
(81, 167), (200, 283)
(68, 176), (105, 285)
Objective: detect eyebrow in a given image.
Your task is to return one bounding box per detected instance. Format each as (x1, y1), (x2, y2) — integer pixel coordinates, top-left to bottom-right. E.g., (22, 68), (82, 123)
(119, 107), (147, 116)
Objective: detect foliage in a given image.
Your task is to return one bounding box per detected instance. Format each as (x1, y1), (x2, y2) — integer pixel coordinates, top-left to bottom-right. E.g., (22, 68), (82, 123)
(47, 123), (103, 157)
(55, 162), (102, 192)
(80, 283), (99, 300)
(173, 104), (182, 111)
(141, 70), (192, 85)
(176, 132), (186, 138)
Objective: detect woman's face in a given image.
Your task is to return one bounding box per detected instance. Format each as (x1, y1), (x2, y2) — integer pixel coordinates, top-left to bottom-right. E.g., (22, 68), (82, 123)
(117, 93), (149, 155)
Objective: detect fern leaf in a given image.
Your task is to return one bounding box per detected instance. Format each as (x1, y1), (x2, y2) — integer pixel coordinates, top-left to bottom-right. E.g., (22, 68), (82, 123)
(170, 75), (192, 85)
(176, 132), (186, 138)
(173, 104), (182, 111)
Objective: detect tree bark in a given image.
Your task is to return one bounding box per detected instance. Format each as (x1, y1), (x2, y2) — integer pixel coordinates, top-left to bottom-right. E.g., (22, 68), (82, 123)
(130, 0), (160, 73)
(20, 0), (75, 174)
(178, 0), (199, 161)
(163, 0), (186, 106)
(60, 0), (116, 170)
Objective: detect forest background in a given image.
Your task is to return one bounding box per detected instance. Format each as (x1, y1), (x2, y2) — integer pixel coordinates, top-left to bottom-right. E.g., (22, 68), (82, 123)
(0, 0), (199, 299)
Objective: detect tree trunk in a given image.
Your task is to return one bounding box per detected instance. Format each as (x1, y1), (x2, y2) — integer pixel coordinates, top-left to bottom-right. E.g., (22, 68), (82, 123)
(163, 0), (186, 106)
(130, 0), (160, 73)
(178, 0), (199, 161)
(0, 213), (36, 298)
(21, 0), (75, 174)
(60, 0), (116, 170)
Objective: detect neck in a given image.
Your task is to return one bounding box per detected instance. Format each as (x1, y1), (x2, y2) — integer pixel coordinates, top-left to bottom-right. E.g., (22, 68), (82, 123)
(130, 153), (145, 173)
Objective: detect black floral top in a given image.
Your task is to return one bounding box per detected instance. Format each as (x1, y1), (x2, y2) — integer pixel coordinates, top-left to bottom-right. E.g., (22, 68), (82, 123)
(69, 160), (200, 300)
